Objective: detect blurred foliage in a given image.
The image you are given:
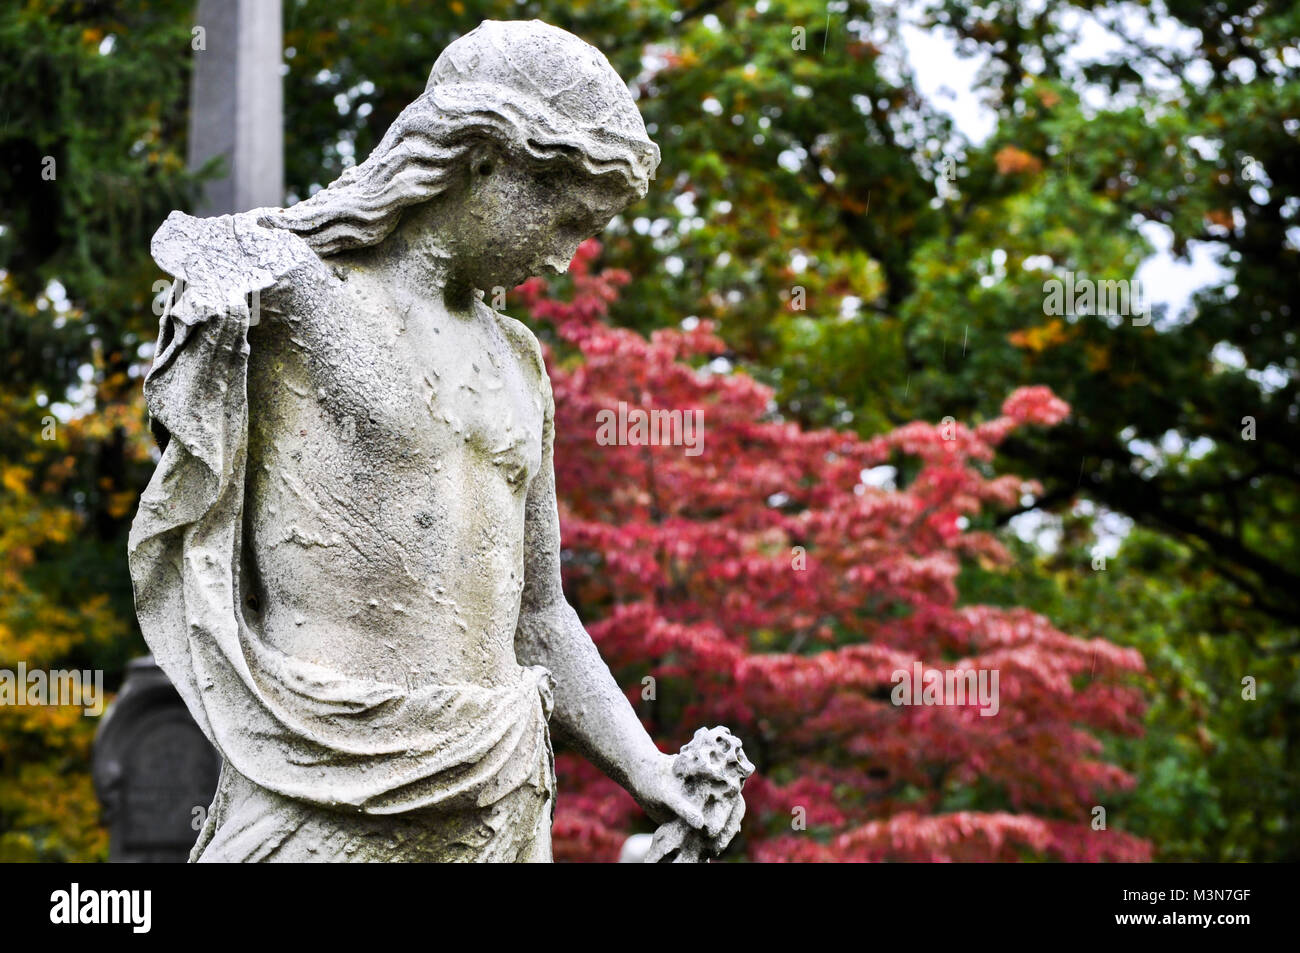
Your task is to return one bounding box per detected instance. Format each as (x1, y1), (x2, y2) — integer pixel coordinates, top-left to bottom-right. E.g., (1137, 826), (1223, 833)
(0, 0), (1294, 860)
(963, 521), (1298, 861)
(0, 0), (197, 861)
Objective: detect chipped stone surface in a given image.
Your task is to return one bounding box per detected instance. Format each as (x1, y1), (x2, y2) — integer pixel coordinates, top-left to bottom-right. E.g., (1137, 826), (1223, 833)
(645, 727), (756, 863)
(130, 19), (749, 862)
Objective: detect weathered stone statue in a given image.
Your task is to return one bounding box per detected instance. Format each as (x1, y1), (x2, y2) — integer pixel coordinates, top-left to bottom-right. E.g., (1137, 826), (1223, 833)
(129, 19), (751, 862)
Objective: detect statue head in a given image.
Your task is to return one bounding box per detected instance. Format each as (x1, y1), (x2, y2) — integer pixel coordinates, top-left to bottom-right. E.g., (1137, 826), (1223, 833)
(261, 20), (659, 288)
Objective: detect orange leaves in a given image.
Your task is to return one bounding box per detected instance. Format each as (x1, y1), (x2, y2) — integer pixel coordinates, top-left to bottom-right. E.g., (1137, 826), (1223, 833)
(839, 193), (870, 215)
(1206, 208), (1235, 229)
(1035, 87), (1062, 109)
(995, 145), (1044, 176)
(1008, 318), (1071, 352)
(106, 489), (136, 519)
(661, 48), (699, 71)
(846, 41), (881, 60)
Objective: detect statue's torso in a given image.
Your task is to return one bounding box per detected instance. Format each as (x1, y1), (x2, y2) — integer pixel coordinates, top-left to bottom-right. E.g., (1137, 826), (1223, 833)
(244, 266), (546, 690)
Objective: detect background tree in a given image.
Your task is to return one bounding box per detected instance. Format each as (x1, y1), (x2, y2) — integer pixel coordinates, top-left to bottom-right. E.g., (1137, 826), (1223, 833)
(518, 242), (1149, 862)
(0, 0), (195, 860)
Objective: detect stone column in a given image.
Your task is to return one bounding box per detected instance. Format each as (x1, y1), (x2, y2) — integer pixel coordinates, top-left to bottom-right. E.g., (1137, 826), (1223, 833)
(188, 0), (284, 214)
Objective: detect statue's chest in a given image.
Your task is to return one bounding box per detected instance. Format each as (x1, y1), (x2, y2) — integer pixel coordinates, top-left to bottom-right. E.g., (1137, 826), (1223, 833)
(289, 294), (544, 490)
(409, 320), (545, 486)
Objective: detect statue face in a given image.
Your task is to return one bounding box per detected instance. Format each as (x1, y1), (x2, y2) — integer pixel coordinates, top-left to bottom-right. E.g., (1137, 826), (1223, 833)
(419, 148), (629, 291)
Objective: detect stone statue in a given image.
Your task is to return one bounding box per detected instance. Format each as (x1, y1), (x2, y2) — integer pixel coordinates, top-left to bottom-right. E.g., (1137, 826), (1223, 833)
(129, 19), (751, 862)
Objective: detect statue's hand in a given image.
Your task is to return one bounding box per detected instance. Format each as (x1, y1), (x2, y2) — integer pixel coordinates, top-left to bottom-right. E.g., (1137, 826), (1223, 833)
(641, 726), (754, 862)
(633, 752), (707, 831)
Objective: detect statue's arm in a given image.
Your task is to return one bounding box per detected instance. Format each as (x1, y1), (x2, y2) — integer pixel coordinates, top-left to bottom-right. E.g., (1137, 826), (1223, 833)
(514, 393), (703, 829)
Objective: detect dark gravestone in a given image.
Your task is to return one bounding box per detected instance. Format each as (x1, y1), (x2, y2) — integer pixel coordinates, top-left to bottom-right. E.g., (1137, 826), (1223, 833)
(93, 656), (220, 862)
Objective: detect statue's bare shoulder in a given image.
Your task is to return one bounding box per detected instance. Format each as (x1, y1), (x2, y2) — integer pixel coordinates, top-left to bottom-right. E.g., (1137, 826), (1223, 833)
(482, 302), (553, 413)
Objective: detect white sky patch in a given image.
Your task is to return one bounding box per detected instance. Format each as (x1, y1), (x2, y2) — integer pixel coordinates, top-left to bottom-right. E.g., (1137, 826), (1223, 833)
(1062, 2), (1204, 97)
(1248, 364), (1291, 394)
(778, 146), (807, 173)
(1211, 341), (1248, 371)
(1009, 509), (1063, 554)
(1009, 500), (1133, 558)
(1210, 342), (1291, 393)
(1134, 222), (1232, 326)
(1076, 499), (1134, 559)
(899, 21), (995, 144)
(860, 465), (897, 490)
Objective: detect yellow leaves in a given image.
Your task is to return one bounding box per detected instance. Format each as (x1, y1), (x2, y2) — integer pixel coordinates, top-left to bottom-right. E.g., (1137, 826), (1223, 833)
(667, 48), (700, 70)
(80, 27), (103, 48)
(2, 465), (30, 496)
(0, 748), (108, 862)
(1008, 319), (1071, 353)
(40, 516), (73, 546)
(995, 145), (1043, 177)
(0, 592), (124, 669)
(0, 701), (90, 741)
(1085, 342), (1111, 371)
(449, 0), (465, 13)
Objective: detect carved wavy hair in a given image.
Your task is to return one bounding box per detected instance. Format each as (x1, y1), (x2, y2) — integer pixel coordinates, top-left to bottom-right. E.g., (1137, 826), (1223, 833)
(259, 90), (654, 258)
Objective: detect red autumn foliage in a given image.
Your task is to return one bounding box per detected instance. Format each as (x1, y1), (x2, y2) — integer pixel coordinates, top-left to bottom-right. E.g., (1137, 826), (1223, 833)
(518, 240), (1150, 863)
